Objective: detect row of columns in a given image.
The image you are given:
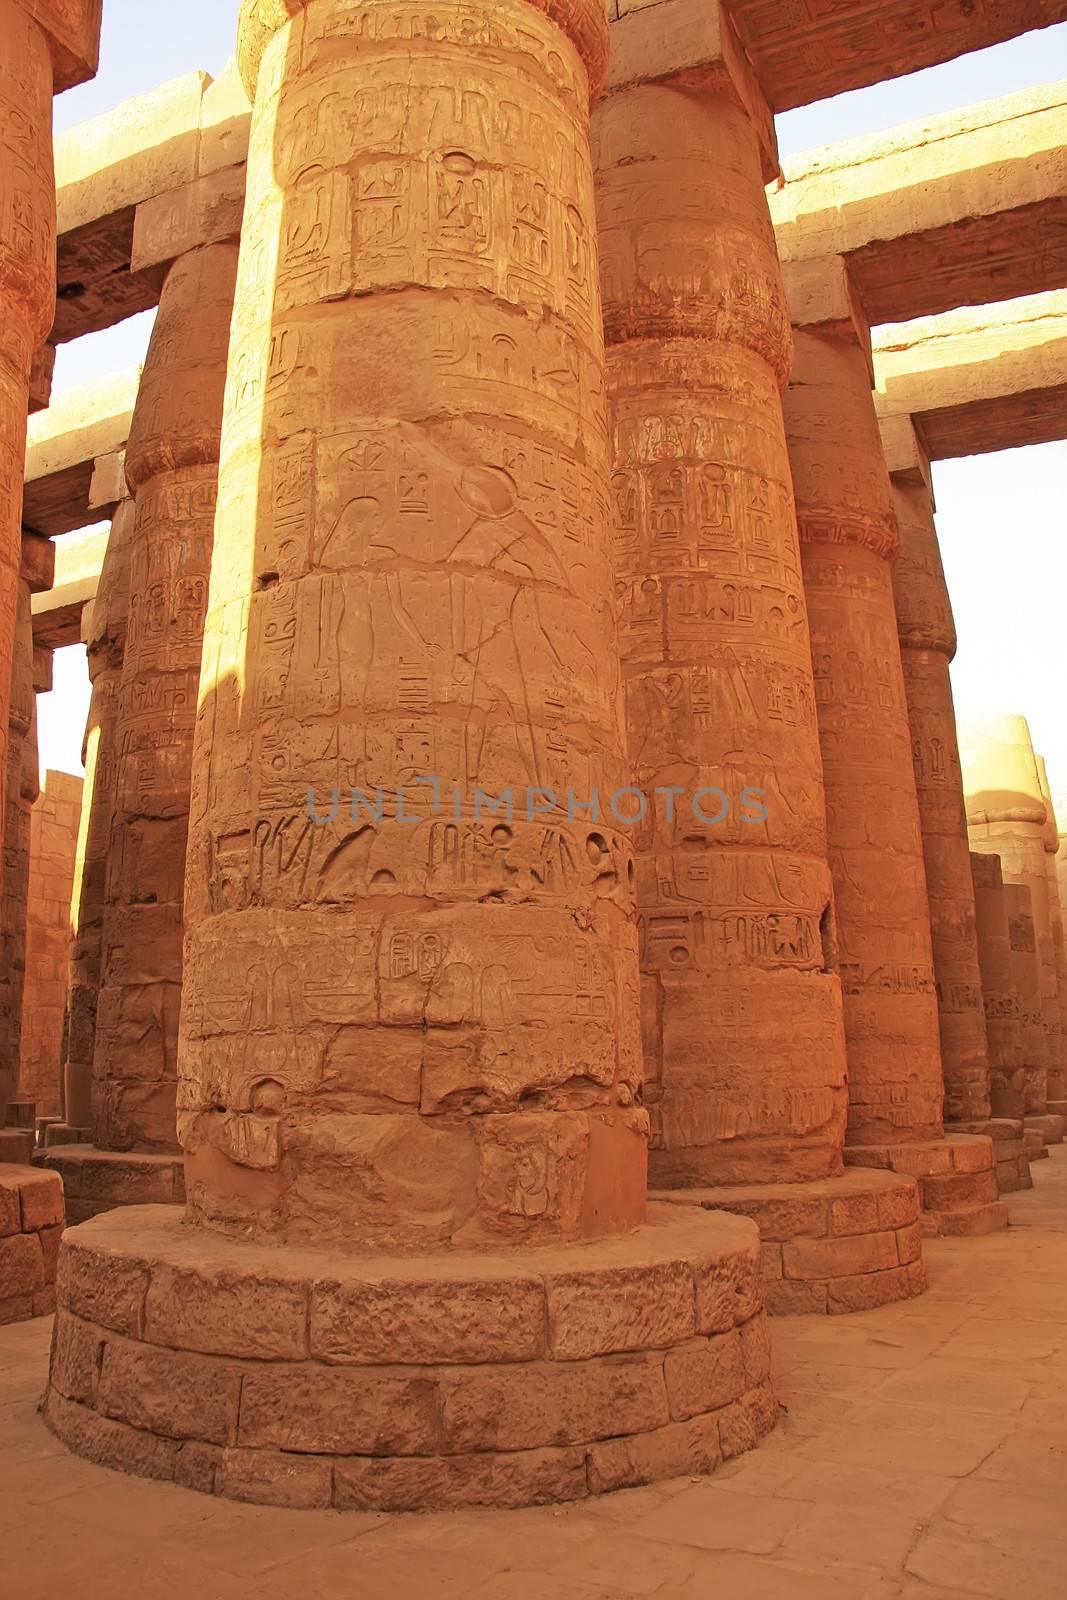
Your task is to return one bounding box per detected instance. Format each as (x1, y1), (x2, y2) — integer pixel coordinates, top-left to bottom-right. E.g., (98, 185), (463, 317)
(46, 0), (1067, 1237)
(25, 0), (1067, 1510)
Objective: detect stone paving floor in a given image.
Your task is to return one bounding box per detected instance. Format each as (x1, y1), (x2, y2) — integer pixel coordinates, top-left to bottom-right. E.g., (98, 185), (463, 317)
(3, 1150), (1066, 1600)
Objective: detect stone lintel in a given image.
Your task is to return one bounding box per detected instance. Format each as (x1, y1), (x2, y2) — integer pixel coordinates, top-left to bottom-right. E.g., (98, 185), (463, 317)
(23, 369), (138, 539)
(15, 0), (101, 92)
(727, 0), (1067, 114)
(20, 531), (55, 595)
(875, 291), (1067, 459)
(132, 164), (247, 274)
(878, 412), (933, 499)
(771, 79), (1067, 324)
(53, 65), (251, 342)
(605, 0), (779, 182)
(782, 255), (873, 380)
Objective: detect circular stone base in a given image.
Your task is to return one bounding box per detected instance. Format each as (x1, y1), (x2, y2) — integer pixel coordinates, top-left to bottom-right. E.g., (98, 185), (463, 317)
(40, 1146), (185, 1224)
(0, 1165), (64, 1325)
(653, 1169), (926, 1315)
(947, 1119), (1033, 1195)
(844, 1134), (1008, 1237)
(44, 1202), (778, 1511)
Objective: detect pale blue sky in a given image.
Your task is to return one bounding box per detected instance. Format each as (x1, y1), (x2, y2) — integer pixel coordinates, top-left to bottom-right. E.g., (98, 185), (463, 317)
(38, 8), (1067, 812)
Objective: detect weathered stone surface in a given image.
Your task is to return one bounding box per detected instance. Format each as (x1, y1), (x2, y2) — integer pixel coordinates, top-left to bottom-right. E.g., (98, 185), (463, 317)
(19, 770), (83, 1118)
(22, 367), (139, 538)
(971, 851), (1028, 1118)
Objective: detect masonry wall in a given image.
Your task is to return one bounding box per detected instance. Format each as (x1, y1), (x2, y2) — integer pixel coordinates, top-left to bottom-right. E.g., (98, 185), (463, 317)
(19, 770), (83, 1117)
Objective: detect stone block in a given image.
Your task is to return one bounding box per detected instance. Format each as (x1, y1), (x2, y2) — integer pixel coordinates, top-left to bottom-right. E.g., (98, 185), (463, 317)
(57, 1239), (148, 1336)
(782, 1230), (899, 1281)
(238, 1366), (441, 1457)
(694, 1243), (764, 1332)
(663, 1332), (745, 1422)
(740, 1315), (773, 1385)
(49, 1313), (103, 1405)
(765, 1279), (828, 1315)
(0, 1233), (45, 1295)
(45, 1390), (178, 1481)
(895, 1222), (924, 1265)
(439, 1354), (669, 1452)
(587, 1414), (721, 1495)
(334, 1446), (588, 1513)
(98, 1339), (242, 1445)
(144, 1264), (307, 1361)
(215, 1448), (333, 1510)
(547, 1261), (695, 1358)
(717, 1381), (780, 1460)
(18, 1170), (64, 1231)
(828, 1265), (923, 1314)
(310, 1272), (547, 1365)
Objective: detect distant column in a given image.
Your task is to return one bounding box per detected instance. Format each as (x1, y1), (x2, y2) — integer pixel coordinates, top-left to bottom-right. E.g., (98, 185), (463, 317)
(0, 572), (39, 1120)
(61, 487), (135, 1135)
(92, 243), (239, 1153)
(0, 2), (99, 1125)
(1036, 759), (1067, 1116)
(963, 716), (1063, 1139)
(886, 417), (989, 1123)
(970, 852), (1025, 1118)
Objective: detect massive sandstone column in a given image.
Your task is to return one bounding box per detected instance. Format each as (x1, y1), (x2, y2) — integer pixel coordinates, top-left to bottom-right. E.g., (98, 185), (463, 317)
(591, 0), (922, 1317)
(1036, 758), (1067, 1117)
(969, 852), (1032, 1190)
(885, 418), (989, 1124)
(782, 257), (1004, 1236)
(0, 0), (99, 1122)
(60, 486), (135, 1138)
(963, 716), (1065, 1143)
(0, 573), (40, 1130)
(47, 0), (775, 1509)
(1003, 882), (1049, 1119)
(46, 246), (237, 1220)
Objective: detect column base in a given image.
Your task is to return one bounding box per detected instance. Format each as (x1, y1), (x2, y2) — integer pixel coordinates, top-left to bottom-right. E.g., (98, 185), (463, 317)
(653, 1169), (926, 1315)
(947, 1119), (1033, 1194)
(844, 1134), (1008, 1237)
(41, 1123), (92, 1150)
(0, 1166), (64, 1325)
(1023, 1128), (1048, 1162)
(45, 1202), (777, 1511)
(0, 1129), (35, 1164)
(40, 1146), (185, 1224)
(1047, 1100), (1067, 1119)
(1023, 1114), (1065, 1147)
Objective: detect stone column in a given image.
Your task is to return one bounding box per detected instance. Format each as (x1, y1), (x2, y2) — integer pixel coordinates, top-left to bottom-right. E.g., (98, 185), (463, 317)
(592, 0), (922, 1317)
(1003, 884), (1048, 1117)
(783, 257), (1003, 1236)
(92, 242), (238, 1159)
(1036, 758), (1067, 1117)
(885, 418), (989, 1124)
(46, 247), (238, 1220)
(0, 571), (39, 1143)
(58, 486), (135, 1138)
(963, 716), (1065, 1144)
(969, 852), (1032, 1191)
(47, 0), (775, 1509)
(0, 1), (99, 1123)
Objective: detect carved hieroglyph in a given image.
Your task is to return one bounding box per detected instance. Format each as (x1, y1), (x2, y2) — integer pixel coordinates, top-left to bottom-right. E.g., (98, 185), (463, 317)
(891, 470), (989, 1122)
(0, 575), (39, 1106)
(594, 51), (847, 1186)
(63, 492), (134, 1132)
(178, 0), (646, 1247)
(970, 852), (1025, 1119)
(784, 276), (944, 1145)
(92, 244), (238, 1153)
(963, 717), (1060, 1112)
